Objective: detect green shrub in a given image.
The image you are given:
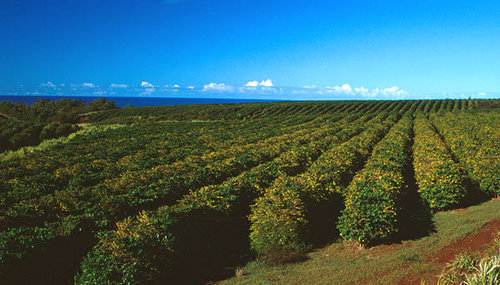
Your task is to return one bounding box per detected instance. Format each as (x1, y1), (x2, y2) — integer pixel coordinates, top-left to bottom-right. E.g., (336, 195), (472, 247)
(338, 116), (412, 245)
(413, 116), (468, 210)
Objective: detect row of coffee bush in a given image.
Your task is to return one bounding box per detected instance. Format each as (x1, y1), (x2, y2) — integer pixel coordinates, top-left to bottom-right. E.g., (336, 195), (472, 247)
(0, 115), (327, 229)
(248, 112), (399, 255)
(84, 99), (486, 124)
(0, 116), (334, 280)
(413, 115), (468, 210)
(337, 116), (413, 245)
(75, 114), (373, 283)
(430, 112), (499, 196)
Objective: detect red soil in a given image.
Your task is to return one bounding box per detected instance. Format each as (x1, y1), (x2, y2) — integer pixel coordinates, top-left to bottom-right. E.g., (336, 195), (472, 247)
(398, 219), (500, 285)
(436, 219), (500, 264)
(78, 116), (88, 123)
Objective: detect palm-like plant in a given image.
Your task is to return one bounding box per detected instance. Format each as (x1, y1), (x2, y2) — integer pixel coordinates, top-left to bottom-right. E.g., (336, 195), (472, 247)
(463, 252), (500, 285)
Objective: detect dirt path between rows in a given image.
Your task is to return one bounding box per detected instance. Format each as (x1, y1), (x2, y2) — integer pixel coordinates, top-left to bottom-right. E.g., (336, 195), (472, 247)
(398, 218), (500, 285)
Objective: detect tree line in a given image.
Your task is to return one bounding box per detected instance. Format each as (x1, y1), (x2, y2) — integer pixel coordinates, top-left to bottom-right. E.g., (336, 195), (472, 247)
(0, 98), (117, 153)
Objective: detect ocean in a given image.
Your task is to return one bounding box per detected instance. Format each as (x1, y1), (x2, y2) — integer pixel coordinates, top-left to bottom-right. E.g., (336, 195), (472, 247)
(0, 95), (281, 107)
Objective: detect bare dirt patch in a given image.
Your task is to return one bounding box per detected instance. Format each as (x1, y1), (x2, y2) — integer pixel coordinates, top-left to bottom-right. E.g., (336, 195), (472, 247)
(435, 219), (500, 263)
(398, 219), (500, 285)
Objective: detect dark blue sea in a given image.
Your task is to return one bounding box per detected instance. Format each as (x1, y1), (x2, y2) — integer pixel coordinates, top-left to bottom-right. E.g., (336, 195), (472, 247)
(0, 95), (281, 107)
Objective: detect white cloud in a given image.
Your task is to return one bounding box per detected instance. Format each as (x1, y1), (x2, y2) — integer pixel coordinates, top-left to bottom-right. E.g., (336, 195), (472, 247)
(110, 83), (128, 88)
(374, 86), (409, 98)
(260, 79), (273, 87)
(354, 87), (371, 97)
(32, 79), (414, 99)
(322, 84), (408, 98)
(333, 83), (353, 94)
(40, 81), (57, 88)
(245, 79), (274, 87)
(200, 81), (407, 98)
(141, 81), (154, 88)
(245, 81), (259, 87)
(68, 83), (96, 89)
(203, 83), (235, 92)
(163, 84), (180, 88)
(93, 90), (106, 95)
(81, 82), (95, 88)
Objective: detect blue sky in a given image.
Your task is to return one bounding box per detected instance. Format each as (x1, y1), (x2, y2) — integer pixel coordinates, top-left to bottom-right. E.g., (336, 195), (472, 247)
(1, 0), (499, 100)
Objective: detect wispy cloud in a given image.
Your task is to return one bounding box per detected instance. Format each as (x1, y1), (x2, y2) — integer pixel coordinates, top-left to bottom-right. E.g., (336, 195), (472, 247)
(110, 83), (128, 88)
(81, 82), (96, 88)
(93, 90), (106, 96)
(139, 88), (155, 96)
(40, 81), (57, 88)
(476, 91), (487, 98)
(25, 80), (498, 100)
(164, 84), (181, 88)
(203, 82), (235, 92)
(69, 82), (95, 88)
(320, 84), (408, 99)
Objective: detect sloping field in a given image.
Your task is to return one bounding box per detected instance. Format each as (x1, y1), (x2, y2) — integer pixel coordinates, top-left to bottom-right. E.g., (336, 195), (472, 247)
(0, 99), (498, 284)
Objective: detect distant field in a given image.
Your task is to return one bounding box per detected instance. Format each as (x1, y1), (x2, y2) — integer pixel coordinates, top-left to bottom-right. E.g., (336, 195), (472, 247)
(0, 99), (499, 284)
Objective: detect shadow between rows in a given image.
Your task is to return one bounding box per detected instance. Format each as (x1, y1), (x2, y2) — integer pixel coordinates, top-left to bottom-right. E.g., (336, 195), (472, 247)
(1, 226), (95, 285)
(393, 125), (435, 243)
(152, 122), (494, 283)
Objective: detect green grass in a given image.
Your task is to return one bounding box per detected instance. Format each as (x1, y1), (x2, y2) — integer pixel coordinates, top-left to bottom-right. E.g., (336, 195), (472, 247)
(222, 198), (500, 284)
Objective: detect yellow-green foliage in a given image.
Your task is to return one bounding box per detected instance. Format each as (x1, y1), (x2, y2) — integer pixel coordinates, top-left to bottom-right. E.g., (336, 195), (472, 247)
(2, 116), (335, 282)
(1, 100), (498, 284)
(413, 116), (467, 210)
(249, 176), (311, 254)
(338, 116), (413, 244)
(431, 111), (500, 196)
(77, 115), (366, 283)
(248, 113), (399, 255)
